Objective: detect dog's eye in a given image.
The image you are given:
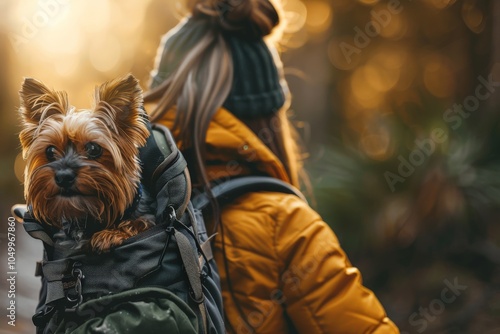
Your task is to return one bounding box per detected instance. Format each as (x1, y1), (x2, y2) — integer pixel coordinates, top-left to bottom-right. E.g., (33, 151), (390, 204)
(85, 142), (102, 159)
(46, 146), (57, 161)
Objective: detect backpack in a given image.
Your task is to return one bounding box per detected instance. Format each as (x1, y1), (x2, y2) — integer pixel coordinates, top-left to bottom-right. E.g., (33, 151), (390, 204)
(13, 122), (305, 334)
(14, 122), (224, 334)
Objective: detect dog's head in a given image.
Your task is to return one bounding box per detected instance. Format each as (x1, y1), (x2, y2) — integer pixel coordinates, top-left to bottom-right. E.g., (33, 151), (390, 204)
(19, 75), (149, 229)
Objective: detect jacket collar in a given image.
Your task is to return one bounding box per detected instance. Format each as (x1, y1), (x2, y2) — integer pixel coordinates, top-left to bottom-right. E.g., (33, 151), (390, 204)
(156, 107), (291, 184)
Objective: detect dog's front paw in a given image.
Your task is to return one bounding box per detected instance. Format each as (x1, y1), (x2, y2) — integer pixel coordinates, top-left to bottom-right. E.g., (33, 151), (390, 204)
(90, 219), (152, 253)
(90, 229), (126, 253)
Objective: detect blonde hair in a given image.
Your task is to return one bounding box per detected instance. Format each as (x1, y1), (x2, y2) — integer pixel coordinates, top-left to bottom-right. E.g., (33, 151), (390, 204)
(144, 0), (304, 189)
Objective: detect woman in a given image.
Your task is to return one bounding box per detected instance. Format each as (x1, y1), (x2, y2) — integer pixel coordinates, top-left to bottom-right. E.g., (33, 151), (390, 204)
(144, 0), (399, 332)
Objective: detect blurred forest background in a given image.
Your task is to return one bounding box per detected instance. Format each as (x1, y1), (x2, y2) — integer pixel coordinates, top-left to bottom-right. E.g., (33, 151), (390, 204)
(1, 0), (499, 333)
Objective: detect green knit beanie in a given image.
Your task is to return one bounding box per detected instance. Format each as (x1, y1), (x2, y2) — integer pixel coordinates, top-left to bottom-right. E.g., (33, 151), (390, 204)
(223, 35), (285, 119)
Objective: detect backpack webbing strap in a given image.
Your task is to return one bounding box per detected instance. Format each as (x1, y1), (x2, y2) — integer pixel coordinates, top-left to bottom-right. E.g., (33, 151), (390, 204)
(11, 204), (56, 247)
(40, 259), (77, 305)
(199, 237), (214, 266)
(192, 176), (307, 211)
(174, 228), (208, 334)
(23, 222), (55, 247)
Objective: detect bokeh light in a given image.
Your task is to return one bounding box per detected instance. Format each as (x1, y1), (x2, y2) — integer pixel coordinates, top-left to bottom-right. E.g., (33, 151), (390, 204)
(5, 0), (155, 105)
(423, 53), (456, 98)
(462, 0), (486, 33)
(305, 0), (333, 34)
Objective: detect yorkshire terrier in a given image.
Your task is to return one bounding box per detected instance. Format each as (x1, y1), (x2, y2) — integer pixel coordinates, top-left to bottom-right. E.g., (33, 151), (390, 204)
(18, 74), (154, 253)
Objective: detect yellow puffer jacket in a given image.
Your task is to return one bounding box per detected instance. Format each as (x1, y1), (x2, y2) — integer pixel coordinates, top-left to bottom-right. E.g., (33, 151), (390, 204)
(156, 108), (399, 334)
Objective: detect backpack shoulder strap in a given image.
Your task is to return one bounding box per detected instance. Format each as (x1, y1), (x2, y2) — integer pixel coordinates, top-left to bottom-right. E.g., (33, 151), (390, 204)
(191, 176), (307, 211)
(11, 204), (55, 247)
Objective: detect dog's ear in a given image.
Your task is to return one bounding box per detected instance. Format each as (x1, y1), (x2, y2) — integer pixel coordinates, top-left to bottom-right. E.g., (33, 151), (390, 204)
(93, 74), (149, 146)
(19, 78), (68, 124)
(19, 78), (68, 152)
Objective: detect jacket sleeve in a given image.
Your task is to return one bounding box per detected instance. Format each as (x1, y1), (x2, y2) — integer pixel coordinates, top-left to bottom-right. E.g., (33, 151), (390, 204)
(275, 195), (399, 334)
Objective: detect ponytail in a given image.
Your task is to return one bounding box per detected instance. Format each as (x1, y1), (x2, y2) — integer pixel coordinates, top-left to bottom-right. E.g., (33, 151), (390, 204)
(188, 0), (280, 40)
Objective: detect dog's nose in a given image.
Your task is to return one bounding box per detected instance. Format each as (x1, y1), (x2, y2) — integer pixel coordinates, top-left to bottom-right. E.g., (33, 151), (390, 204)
(55, 169), (76, 188)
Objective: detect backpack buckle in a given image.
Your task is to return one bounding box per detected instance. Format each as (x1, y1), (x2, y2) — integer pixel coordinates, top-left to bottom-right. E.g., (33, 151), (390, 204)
(32, 306), (55, 328)
(65, 263), (85, 310)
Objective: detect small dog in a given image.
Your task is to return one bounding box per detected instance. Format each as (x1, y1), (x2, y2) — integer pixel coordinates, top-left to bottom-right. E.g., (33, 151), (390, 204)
(19, 74), (154, 253)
